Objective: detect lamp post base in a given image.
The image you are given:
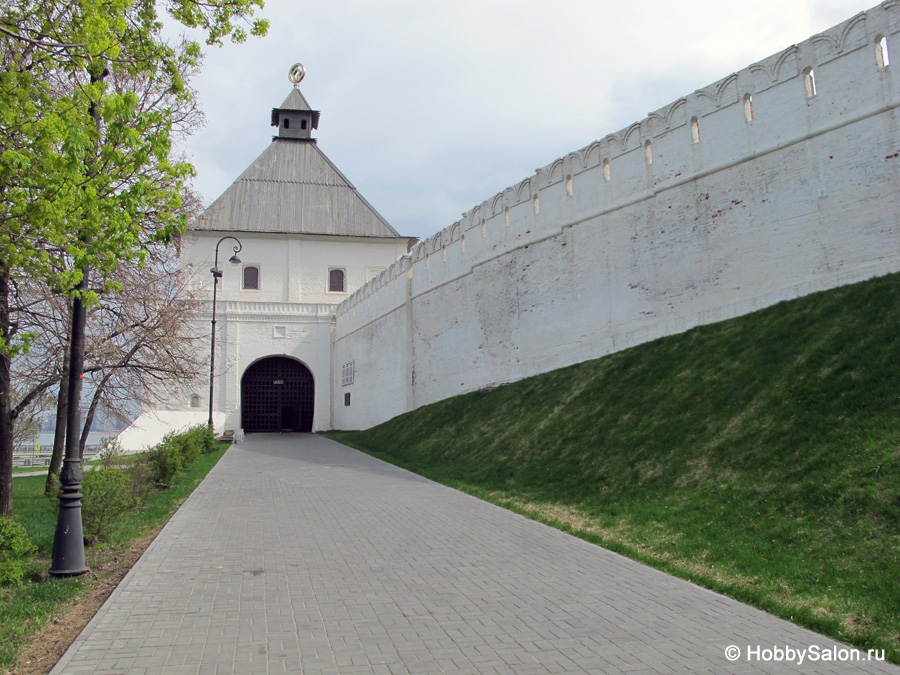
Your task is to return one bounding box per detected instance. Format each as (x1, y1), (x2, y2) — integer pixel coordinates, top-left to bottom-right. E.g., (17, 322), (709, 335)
(49, 459), (88, 578)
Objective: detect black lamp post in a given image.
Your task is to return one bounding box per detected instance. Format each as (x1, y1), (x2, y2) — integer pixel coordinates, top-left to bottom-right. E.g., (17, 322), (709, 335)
(208, 236), (242, 427)
(49, 268), (90, 578)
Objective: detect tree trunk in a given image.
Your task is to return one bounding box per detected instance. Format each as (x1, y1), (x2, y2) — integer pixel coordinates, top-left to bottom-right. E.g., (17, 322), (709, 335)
(47, 358), (69, 494)
(0, 263), (13, 517)
(78, 373), (109, 459)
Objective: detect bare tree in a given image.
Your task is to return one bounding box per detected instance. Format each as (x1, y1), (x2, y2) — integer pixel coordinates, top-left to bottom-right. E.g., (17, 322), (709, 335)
(77, 238), (206, 458)
(10, 214), (206, 481)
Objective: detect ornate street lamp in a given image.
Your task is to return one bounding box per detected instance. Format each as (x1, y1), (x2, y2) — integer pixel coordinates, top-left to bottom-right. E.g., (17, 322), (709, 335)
(208, 236), (242, 427)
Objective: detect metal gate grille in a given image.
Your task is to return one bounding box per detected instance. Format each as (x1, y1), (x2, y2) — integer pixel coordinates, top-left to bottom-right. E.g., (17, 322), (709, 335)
(241, 357), (314, 433)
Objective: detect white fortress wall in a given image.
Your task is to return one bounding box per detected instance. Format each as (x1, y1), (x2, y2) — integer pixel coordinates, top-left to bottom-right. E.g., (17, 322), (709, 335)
(333, 3), (900, 430)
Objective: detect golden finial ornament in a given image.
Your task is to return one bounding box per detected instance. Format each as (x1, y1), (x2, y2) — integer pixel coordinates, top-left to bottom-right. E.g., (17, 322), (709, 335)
(289, 63), (306, 88)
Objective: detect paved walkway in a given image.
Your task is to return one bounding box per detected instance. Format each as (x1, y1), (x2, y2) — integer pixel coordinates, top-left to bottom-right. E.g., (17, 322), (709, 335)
(53, 435), (898, 674)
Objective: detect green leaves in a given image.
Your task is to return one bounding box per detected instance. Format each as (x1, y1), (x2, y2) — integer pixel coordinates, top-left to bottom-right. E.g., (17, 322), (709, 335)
(0, 0), (267, 343)
(165, 0), (269, 46)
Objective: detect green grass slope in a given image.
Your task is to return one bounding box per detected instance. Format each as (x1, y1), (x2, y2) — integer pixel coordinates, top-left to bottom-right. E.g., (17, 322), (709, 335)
(329, 272), (900, 663)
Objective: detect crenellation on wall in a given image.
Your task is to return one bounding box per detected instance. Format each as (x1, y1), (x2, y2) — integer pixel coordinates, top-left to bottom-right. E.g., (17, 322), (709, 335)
(333, 3), (900, 430)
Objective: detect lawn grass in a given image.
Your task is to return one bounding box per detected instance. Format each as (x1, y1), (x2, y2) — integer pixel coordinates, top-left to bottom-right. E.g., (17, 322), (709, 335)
(327, 271), (900, 664)
(0, 446), (228, 670)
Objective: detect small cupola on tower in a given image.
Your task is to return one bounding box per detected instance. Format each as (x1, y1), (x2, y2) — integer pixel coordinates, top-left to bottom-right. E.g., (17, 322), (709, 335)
(271, 63), (320, 141)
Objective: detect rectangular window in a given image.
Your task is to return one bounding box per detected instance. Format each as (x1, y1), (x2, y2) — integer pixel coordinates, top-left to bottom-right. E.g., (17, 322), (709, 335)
(329, 268), (346, 293)
(341, 361), (355, 386)
(243, 265), (260, 290)
(344, 392), (351, 407)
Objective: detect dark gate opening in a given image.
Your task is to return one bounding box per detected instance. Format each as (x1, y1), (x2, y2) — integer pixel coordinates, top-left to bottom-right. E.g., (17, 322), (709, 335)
(241, 357), (314, 433)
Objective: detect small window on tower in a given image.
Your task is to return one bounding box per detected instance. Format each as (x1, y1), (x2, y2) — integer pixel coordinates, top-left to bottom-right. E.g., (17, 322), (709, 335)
(876, 35), (890, 69)
(744, 94), (754, 122)
(301, 119), (308, 130)
(329, 268), (346, 293)
(283, 118), (290, 129)
(803, 67), (817, 98)
(243, 265), (259, 290)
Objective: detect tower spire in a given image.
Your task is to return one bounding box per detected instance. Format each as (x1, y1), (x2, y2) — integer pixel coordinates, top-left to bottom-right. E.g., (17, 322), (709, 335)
(271, 63), (320, 141)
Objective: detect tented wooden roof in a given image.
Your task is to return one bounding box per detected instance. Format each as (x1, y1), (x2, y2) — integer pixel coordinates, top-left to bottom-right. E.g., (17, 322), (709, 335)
(196, 86), (404, 239)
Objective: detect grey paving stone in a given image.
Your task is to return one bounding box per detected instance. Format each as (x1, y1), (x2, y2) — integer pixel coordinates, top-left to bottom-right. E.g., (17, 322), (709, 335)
(51, 434), (900, 674)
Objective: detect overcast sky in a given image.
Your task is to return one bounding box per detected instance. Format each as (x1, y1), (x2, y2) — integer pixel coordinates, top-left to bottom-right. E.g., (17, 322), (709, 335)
(180, 0), (881, 241)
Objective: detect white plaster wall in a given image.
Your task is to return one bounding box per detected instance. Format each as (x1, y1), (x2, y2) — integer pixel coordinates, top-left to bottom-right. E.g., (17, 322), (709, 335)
(167, 230), (408, 431)
(333, 3), (900, 430)
(182, 231), (409, 305)
(218, 309), (335, 432)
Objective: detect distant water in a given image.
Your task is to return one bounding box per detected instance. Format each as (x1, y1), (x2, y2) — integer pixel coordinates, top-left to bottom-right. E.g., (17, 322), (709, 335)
(35, 431), (118, 449)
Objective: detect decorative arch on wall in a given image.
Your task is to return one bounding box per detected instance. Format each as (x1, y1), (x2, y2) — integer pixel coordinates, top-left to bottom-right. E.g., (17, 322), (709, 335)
(694, 88), (717, 107)
(606, 133), (626, 155)
(430, 231), (443, 253)
(622, 123), (643, 151)
(548, 159), (564, 184)
(774, 46), (801, 82)
(515, 178), (532, 203)
(645, 111), (666, 129)
(585, 141), (604, 166)
(810, 32), (841, 54)
(838, 13), (869, 52)
(751, 46), (800, 85)
(664, 98), (687, 125)
(414, 242), (427, 262)
(566, 151), (585, 170)
(749, 62), (776, 85)
(491, 193), (505, 215)
(696, 74), (738, 108)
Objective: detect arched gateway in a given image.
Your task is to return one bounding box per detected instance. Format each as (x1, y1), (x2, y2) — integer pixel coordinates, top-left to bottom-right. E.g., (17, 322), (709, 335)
(241, 357), (314, 433)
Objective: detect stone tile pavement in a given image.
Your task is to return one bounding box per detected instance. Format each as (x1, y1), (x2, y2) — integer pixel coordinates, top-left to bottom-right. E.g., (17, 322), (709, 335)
(52, 434), (898, 674)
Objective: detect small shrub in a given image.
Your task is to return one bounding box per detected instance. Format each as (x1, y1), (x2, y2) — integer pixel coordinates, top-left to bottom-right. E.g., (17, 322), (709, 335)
(149, 425), (217, 487)
(97, 438), (124, 467)
(150, 435), (184, 488)
(179, 433), (202, 467)
(82, 466), (139, 545)
(126, 459), (155, 504)
(0, 518), (37, 586)
(189, 424), (218, 454)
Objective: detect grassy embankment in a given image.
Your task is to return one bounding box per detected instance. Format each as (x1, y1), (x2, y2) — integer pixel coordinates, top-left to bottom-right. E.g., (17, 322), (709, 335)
(329, 272), (900, 664)
(0, 445), (228, 670)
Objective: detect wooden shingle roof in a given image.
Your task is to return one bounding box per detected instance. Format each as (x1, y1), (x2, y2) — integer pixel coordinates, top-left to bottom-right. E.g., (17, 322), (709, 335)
(196, 88), (403, 239)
